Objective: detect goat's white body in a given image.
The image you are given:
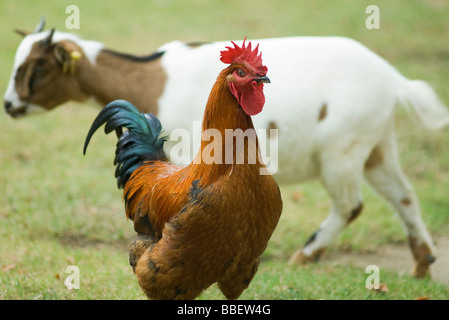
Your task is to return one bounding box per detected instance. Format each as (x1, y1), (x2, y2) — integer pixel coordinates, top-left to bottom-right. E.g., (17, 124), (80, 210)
(154, 37), (448, 273)
(157, 37), (447, 182)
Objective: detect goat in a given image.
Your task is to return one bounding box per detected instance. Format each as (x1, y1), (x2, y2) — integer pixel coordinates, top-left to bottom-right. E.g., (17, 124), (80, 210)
(4, 19), (449, 279)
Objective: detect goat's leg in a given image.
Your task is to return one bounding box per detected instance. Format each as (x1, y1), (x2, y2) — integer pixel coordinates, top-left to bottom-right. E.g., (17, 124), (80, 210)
(289, 152), (365, 265)
(364, 136), (436, 278)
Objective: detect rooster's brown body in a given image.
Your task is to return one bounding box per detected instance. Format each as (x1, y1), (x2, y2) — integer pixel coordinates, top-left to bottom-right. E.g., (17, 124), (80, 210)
(84, 41), (282, 300)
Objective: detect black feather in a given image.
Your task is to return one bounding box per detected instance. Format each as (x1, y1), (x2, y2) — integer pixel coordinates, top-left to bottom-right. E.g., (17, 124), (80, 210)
(83, 99), (168, 189)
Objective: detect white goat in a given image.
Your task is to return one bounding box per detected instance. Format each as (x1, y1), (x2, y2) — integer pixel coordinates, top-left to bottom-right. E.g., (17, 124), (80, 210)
(4, 21), (449, 278)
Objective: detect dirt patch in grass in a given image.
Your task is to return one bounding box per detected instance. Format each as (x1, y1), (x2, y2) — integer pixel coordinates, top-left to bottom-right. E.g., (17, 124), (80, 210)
(56, 233), (130, 250)
(325, 236), (449, 285)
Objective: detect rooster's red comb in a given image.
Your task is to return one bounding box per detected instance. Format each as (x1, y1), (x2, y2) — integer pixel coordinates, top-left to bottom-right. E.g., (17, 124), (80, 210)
(220, 37), (267, 74)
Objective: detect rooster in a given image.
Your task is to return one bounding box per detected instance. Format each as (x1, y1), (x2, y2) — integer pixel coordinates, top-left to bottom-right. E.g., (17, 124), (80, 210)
(83, 39), (283, 300)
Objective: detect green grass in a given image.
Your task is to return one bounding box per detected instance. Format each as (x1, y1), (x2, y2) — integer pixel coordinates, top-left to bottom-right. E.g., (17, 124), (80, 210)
(0, 0), (448, 300)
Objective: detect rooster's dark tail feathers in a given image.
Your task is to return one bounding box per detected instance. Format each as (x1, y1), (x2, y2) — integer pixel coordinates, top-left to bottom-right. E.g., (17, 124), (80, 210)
(83, 99), (167, 189)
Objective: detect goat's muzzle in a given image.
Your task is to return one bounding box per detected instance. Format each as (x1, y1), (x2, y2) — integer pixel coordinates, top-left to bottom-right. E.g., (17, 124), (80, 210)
(4, 100), (26, 118)
(4, 100), (12, 113)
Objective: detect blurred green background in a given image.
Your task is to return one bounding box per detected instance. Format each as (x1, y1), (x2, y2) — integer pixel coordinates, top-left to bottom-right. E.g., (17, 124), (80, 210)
(0, 0), (448, 299)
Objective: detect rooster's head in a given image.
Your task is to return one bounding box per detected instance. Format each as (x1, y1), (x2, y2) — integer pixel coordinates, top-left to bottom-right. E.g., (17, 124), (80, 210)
(220, 38), (270, 116)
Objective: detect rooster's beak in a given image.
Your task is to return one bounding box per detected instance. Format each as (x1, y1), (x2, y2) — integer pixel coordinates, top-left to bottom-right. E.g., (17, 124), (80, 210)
(253, 75), (271, 84)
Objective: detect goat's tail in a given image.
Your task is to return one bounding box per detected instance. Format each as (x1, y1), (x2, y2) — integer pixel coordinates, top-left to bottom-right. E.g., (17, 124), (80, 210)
(83, 99), (167, 189)
(399, 79), (449, 131)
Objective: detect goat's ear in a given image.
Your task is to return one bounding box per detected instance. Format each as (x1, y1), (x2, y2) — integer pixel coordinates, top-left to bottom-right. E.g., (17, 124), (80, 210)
(54, 43), (69, 64)
(14, 17), (45, 38)
(53, 42), (81, 63)
(34, 16), (45, 33)
(53, 42), (83, 74)
(14, 29), (30, 37)
(43, 28), (55, 45)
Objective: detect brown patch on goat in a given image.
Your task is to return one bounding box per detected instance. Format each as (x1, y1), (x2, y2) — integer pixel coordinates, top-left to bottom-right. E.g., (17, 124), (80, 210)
(408, 236), (435, 278)
(268, 121), (278, 130)
(303, 230), (319, 247)
(90, 50), (167, 115)
(365, 146), (383, 169)
(347, 203), (364, 225)
(401, 198), (412, 206)
(318, 104), (327, 121)
(266, 121), (278, 139)
(185, 42), (208, 48)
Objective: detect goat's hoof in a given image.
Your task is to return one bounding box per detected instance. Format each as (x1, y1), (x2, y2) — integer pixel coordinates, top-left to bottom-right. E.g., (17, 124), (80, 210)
(288, 248), (325, 265)
(426, 254), (436, 264)
(413, 264), (430, 279)
(408, 237), (436, 279)
(412, 255), (435, 279)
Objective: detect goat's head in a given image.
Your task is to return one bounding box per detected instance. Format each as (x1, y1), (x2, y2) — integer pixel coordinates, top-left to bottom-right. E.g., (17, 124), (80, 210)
(4, 18), (102, 118)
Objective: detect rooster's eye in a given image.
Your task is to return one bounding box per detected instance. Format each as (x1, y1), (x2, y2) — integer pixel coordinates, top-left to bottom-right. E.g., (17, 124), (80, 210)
(236, 69), (247, 77)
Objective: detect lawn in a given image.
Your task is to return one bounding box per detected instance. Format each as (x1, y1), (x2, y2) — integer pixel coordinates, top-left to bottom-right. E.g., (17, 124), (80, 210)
(0, 0), (448, 300)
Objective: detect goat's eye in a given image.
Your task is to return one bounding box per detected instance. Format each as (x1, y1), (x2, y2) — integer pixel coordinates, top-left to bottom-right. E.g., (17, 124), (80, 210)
(34, 65), (46, 78)
(29, 65), (46, 94)
(236, 69), (247, 77)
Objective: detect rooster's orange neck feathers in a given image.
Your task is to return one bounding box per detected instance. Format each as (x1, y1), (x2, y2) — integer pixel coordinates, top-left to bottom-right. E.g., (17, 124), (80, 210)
(202, 65), (255, 133)
(190, 65), (259, 180)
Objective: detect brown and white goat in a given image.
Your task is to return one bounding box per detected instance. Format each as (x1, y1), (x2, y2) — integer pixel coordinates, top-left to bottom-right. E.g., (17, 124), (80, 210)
(4, 28), (165, 118)
(4, 21), (449, 279)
